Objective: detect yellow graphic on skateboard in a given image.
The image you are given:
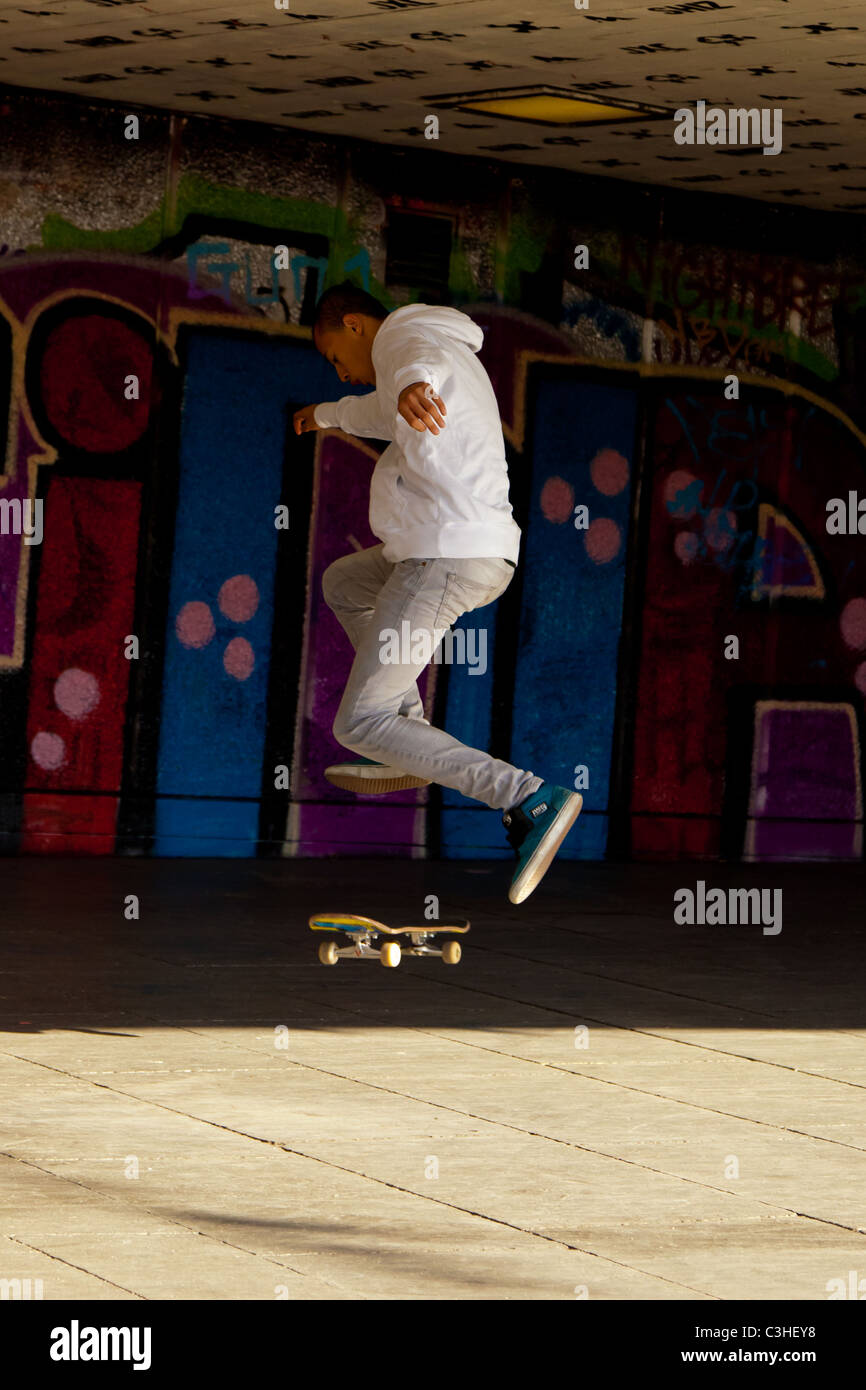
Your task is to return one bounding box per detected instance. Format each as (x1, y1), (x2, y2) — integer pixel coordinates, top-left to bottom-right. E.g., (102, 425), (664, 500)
(309, 912), (470, 968)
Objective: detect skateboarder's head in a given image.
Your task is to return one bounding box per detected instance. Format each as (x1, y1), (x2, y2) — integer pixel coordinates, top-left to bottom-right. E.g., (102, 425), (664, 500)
(313, 280), (387, 387)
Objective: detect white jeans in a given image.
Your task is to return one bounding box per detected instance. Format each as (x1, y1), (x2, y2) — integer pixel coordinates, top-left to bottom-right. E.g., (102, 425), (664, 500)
(322, 545), (544, 811)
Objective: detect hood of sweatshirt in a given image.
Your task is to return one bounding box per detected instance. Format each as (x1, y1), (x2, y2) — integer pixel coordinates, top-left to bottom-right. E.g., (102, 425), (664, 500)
(377, 303), (484, 354)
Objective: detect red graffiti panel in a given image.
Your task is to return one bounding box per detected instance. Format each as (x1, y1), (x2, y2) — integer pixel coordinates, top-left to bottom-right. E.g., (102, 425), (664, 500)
(632, 391), (864, 859)
(22, 477), (141, 853)
(39, 314), (153, 453)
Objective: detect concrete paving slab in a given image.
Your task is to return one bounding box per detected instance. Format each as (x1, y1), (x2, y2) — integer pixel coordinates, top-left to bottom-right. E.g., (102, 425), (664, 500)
(1, 858), (865, 1300)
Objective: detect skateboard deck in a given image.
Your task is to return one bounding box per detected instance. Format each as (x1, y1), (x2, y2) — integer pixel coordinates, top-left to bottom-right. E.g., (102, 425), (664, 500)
(310, 912), (470, 967)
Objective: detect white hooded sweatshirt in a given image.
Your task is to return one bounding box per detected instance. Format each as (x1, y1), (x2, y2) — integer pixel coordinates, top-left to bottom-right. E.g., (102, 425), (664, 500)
(313, 304), (521, 564)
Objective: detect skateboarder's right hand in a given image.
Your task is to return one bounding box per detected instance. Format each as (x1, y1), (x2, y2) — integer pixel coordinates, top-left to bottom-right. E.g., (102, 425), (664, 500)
(293, 404), (321, 436)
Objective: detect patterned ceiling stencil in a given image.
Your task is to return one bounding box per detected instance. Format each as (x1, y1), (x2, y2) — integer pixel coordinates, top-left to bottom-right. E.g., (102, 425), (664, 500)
(0, 0), (863, 210)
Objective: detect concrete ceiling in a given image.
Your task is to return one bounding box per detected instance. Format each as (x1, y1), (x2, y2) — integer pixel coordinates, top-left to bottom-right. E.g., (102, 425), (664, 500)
(2, 0), (866, 212)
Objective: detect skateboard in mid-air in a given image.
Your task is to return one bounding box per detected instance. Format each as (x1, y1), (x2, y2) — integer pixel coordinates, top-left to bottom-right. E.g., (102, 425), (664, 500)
(309, 912), (470, 968)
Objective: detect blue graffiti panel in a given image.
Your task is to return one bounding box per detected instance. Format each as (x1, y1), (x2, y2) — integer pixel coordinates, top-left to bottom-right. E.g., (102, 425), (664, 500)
(154, 331), (335, 855)
(439, 609), (507, 857)
(509, 375), (638, 858)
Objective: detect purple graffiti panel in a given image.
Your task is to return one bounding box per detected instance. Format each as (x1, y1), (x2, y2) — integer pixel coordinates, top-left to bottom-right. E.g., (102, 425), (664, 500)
(747, 703), (861, 860)
(291, 432), (430, 856)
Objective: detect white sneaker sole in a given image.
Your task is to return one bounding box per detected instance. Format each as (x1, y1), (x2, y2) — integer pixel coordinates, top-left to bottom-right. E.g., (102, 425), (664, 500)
(508, 792), (583, 904)
(325, 763), (431, 795)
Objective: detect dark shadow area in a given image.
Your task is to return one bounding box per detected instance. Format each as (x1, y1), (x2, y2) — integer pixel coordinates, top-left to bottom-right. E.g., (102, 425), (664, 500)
(1, 858), (863, 1035)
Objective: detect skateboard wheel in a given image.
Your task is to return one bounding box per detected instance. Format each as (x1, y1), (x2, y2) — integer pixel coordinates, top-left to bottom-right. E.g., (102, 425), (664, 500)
(318, 940), (339, 966)
(441, 940), (462, 965)
(380, 941), (401, 968)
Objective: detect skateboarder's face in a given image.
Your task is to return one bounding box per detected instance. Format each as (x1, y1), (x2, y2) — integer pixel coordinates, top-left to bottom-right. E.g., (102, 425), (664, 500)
(315, 314), (376, 387)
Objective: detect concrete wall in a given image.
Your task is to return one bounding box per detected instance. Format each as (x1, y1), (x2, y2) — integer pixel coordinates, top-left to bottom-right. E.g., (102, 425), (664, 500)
(1, 87), (865, 860)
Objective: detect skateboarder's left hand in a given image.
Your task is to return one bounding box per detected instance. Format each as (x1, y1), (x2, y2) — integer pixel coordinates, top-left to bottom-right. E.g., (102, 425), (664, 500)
(293, 404), (321, 436)
(398, 382), (447, 434)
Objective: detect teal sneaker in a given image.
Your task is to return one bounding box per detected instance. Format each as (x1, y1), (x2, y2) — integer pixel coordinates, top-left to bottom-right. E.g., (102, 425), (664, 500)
(503, 783), (583, 904)
(324, 755), (431, 795)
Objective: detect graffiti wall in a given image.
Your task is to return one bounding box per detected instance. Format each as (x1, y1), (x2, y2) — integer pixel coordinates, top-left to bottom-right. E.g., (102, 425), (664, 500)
(1, 87), (865, 861)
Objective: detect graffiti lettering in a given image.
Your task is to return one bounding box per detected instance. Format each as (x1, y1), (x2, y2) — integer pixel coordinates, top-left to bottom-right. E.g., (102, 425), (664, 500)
(657, 308), (775, 367)
(665, 396), (778, 471)
(619, 234), (866, 372)
(185, 240), (372, 308)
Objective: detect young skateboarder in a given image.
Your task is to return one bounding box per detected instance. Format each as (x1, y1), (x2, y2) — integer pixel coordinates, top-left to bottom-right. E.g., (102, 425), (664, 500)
(293, 281), (582, 903)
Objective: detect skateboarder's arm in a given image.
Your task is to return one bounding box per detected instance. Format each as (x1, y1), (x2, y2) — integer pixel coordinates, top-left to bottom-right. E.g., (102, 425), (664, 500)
(385, 334), (452, 434)
(310, 391), (392, 439)
(389, 334), (452, 402)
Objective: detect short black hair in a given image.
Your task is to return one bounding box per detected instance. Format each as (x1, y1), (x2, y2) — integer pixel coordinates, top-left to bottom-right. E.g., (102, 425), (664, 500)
(313, 280), (387, 334)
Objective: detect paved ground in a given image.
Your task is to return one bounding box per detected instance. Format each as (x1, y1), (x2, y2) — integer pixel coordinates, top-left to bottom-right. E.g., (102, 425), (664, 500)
(1, 855), (864, 1301)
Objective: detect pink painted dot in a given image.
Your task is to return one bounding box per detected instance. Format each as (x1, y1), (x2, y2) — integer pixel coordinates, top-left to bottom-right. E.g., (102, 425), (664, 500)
(223, 636), (255, 681)
(218, 574), (259, 624)
(664, 469), (700, 520)
(31, 731), (66, 771)
(54, 668), (99, 720)
(540, 475), (575, 524)
(705, 508), (738, 553)
(584, 517), (621, 565)
(590, 448), (629, 497)
(176, 601), (215, 649)
(855, 662), (866, 696)
(674, 532), (700, 564)
(841, 598), (866, 651)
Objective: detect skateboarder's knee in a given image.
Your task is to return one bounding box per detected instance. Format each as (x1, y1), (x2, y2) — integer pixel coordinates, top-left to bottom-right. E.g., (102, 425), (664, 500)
(321, 554), (355, 610)
(332, 707), (360, 749)
(333, 704), (377, 753)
